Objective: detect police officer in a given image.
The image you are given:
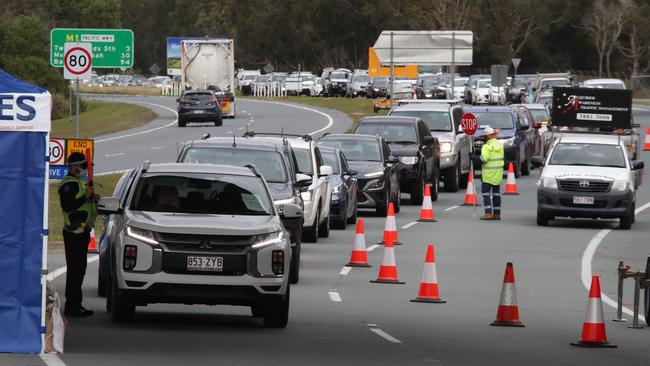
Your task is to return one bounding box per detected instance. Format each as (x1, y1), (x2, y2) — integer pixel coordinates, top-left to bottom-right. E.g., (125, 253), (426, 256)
(58, 152), (98, 317)
(478, 127), (504, 220)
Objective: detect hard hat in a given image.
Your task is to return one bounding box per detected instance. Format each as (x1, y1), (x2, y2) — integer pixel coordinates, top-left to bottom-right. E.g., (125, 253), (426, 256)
(483, 127), (498, 136)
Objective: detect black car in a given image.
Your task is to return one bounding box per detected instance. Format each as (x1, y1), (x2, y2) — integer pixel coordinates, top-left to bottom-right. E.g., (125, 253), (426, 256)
(367, 77), (389, 98)
(176, 136), (306, 284)
(416, 76), (448, 99)
(176, 90), (223, 127)
(319, 146), (358, 229)
(318, 134), (400, 216)
(353, 116), (440, 205)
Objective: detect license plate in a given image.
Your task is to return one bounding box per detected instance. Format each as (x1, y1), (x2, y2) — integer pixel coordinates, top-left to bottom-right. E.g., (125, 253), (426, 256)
(192, 110), (204, 114)
(186, 256), (223, 272)
(573, 196), (594, 205)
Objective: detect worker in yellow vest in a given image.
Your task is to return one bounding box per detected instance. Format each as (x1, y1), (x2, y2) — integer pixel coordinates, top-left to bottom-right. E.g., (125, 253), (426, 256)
(478, 127), (504, 220)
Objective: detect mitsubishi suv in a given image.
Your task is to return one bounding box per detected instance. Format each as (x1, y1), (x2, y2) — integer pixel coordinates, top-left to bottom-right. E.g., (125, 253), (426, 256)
(96, 163), (300, 327)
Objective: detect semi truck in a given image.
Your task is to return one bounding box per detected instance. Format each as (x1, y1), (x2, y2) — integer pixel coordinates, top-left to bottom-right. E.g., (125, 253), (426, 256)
(181, 38), (236, 118)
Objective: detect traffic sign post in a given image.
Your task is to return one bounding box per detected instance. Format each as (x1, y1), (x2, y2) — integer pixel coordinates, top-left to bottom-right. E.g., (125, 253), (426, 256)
(51, 28), (133, 68)
(461, 112), (479, 219)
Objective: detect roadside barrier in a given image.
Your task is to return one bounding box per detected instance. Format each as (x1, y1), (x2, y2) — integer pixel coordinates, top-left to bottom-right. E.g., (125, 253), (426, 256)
(462, 170), (480, 206)
(571, 276), (617, 348)
(613, 257), (649, 328)
(370, 230), (404, 285)
(252, 82), (288, 98)
(378, 202), (402, 246)
(643, 128), (650, 151)
(503, 162), (519, 195)
(491, 262), (525, 327)
(411, 244), (445, 303)
(417, 184), (437, 222)
(346, 219), (371, 268)
(88, 228), (98, 253)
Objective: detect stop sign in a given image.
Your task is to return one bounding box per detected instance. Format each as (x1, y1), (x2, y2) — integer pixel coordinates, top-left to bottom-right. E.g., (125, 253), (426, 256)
(460, 113), (478, 136)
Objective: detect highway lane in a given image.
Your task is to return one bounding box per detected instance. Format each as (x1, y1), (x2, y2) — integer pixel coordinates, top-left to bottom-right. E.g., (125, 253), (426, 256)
(10, 101), (650, 366)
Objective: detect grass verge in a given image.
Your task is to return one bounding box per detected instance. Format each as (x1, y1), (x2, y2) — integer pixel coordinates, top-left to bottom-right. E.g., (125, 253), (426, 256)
(49, 173), (123, 244)
(80, 86), (162, 96)
(52, 100), (156, 138)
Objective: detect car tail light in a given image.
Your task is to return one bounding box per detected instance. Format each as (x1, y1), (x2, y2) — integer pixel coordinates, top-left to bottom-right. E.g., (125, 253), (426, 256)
(272, 250), (284, 275)
(123, 245), (137, 270)
(208, 99), (218, 106)
(179, 99), (192, 106)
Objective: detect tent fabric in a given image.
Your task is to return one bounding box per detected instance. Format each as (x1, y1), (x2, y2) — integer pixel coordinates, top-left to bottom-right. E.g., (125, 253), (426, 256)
(0, 68), (49, 353)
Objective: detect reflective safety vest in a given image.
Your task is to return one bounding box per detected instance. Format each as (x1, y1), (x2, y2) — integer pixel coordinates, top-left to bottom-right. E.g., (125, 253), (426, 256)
(480, 138), (505, 186)
(59, 175), (98, 234)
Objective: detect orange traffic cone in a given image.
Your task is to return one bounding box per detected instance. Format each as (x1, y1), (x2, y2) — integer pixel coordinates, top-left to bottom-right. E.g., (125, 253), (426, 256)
(503, 162), (520, 195)
(370, 233), (404, 284)
(417, 184), (437, 222)
(644, 128), (650, 151)
(378, 202), (402, 246)
(412, 89), (417, 100)
(88, 228), (98, 253)
(346, 219), (371, 268)
(411, 244), (445, 303)
(491, 262), (525, 327)
(462, 169), (480, 206)
(571, 276), (617, 348)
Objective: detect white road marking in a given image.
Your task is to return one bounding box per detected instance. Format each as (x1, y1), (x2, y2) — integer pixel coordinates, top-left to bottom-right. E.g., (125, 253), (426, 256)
(105, 152), (125, 157)
(47, 255), (99, 281)
(328, 290), (342, 302)
(367, 244), (380, 252)
(369, 327), (402, 344)
(339, 266), (352, 276)
(40, 353), (67, 366)
(242, 99), (334, 135)
(150, 146), (163, 150)
(95, 102), (178, 144)
(401, 221), (418, 230)
(581, 201), (650, 322)
(444, 205), (459, 212)
(367, 323), (377, 327)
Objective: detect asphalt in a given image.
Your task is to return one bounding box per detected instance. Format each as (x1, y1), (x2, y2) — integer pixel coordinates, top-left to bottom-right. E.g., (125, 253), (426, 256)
(5, 99), (650, 365)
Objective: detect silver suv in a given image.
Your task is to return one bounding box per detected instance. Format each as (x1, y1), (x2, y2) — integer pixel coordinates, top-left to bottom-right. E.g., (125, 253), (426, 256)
(97, 162), (301, 328)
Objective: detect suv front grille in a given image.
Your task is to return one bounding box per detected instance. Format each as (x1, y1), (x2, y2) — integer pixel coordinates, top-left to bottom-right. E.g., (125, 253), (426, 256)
(157, 233), (253, 253)
(558, 180), (611, 193)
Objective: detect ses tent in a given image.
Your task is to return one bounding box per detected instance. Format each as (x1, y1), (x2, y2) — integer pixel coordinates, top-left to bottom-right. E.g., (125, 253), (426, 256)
(0, 69), (51, 353)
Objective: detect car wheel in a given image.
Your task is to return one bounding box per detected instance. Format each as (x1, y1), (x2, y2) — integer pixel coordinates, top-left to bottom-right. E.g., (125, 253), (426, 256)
(251, 306), (265, 318)
(644, 284), (650, 326)
(110, 274), (135, 322)
(376, 189), (389, 216)
(97, 270), (107, 297)
(177, 119), (186, 127)
(347, 203), (358, 225)
(332, 201), (347, 230)
(318, 208), (330, 238)
(620, 207), (634, 230)
(263, 285), (290, 328)
(393, 189), (401, 213)
(215, 116), (223, 126)
(521, 157), (531, 176)
(289, 243), (300, 284)
(536, 208), (550, 226)
(302, 207), (319, 243)
(514, 156), (521, 179)
(410, 173), (425, 205)
(430, 169), (439, 202)
(443, 163), (460, 192)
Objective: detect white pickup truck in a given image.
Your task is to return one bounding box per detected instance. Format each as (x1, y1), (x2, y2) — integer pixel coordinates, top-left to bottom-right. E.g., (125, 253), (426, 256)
(534, 134), (644, 229)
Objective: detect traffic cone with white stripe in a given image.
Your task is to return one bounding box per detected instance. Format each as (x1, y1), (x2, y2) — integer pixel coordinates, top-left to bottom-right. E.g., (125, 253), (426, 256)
(571, 276), (617, 348)
(503, 162), (520, 195)
(370, 233), (405, 284)
(346, 219), (371, 268)
(378, 202), (402, 246)
(462, 169), (480, 206)
(491, 262), (525, 327)
(644, 128), (650, 151)
(417, 184), (437, 222)
(88, 228), (98, 253)
(411, 244), (445, 303)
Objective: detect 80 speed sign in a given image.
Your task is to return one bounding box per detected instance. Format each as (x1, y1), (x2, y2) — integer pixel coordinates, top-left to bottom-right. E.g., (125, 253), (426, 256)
(63, 42), (93, 80)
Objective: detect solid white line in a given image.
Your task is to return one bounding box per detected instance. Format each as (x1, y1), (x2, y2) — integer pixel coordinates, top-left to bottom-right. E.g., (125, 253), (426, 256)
(105, 152), (125, 157)
(150, 146), (163, 150)
(339, 266), (352, 276)
(401, 221), (418, 230)
(581, 201), (650, 322)
(40, 353), (67, 366)
(369, 327), (402, 344)
(444, 205), (459, 212)
(95, 102), (178, 144)
(367, 244), (380, 252)
(47, 255), (99, 281)
(242, 99), (334, 135)
(328, 290), (342, 302)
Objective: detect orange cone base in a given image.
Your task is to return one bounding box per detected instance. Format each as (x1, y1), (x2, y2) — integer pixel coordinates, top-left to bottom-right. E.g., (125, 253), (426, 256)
(370, 279), (405, 284)
(503, 192), (520, 196)
(461, 202), (481, 206)
(491, 320), (525, 327)
(417, 218), (437, 222)
(570, 341), (617, 348)
(346, 262), (372, 268)
(378, 240), (403, 246)
(411, 297), (446, 303)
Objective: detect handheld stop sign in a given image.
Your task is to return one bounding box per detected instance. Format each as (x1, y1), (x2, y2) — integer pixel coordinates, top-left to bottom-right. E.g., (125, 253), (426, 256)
(460, 113), (478, 136)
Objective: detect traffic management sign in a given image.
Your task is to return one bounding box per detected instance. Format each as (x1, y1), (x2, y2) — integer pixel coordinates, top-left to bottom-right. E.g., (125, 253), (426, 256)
(461, 113), (478, 136)
(63, 43), (93, 80)
(51, 28), (133, 68)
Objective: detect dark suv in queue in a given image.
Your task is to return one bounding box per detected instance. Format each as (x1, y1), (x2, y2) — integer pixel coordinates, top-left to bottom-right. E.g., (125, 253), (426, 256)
(353, 116), (440, 205)
(176, 90), (223, 127)
(319, 145), (358, 229)
(318, 134), (401, 216)
(177, 136), (306, 284)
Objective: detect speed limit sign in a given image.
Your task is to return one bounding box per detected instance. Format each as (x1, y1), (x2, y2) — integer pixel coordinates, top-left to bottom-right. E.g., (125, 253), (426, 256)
(63, 42), (92, 80)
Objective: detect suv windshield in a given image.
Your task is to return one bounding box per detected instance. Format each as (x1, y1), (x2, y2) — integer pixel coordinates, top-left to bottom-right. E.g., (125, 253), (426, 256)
(320, 139), (381, 162)
(353, 75), (370, 83)
(181, 148), (288, 183)
(293, 148), (313, 175)
(529, 109), (549, 123)
(390, 110), (452, 132)
(550, 143), (626, 168)
(130, 174), (273, 215)
(320, 152), (341, 174)
(355, 123), (418, 144)
(541, 79), (569, 88)
(330, 72), (347, 80)
(184, 92), (213, 101)
(373, 78), (389, 87)
(478, 80), (491, 88)
(473, 112), (514, 130)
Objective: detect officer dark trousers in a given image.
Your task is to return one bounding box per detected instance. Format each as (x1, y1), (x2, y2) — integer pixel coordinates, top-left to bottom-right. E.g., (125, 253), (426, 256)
(63, 229), (90, 311)
(481, 182), (501, 214)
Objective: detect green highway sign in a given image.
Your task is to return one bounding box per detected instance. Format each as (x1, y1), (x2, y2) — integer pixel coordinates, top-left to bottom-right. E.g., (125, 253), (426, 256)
(50, 28), (133, 68)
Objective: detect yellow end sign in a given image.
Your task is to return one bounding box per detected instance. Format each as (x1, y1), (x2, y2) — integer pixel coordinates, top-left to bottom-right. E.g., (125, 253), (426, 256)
(66, 139), (94, 163)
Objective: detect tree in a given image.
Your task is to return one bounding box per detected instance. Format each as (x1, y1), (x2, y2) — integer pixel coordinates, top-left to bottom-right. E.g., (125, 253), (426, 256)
(580, 0), (630, 77)
(617, 5), (650, 77)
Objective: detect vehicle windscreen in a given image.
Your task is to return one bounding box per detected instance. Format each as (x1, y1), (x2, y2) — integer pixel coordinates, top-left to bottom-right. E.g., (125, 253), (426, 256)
(355, 123), (418, 144)
(373, 78), (389, 87)
(319, 139), (382, 162)
(130, 174), (273, 215)
(293, 148), (313, 175)
(320, 152), (341, 174)
(182, 148), (287, 183)
(454, 79), (468, 87)
(589, 83), (625, 89)
(330, 72), (347, 80)
(512, 78), (531, 87)
(257, 75), (271, 82)
(422, 79), (436, 87)
(549, 143), (626, 168)
(536, 96), (552, 105)
(529, 109), (550, 123)
(478, 80), (491, 88)
(473, 112), (514, 130)
(353, 75), (370, 83)
(184, 92), (213, 101)
(390, 110), (452, 132)
(541, 79), (569, 88)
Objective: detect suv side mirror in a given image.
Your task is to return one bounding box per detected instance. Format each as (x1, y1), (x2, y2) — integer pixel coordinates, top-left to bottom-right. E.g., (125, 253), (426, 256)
(97, 197), (121, 215)
(423, 135), (435, 145)
(295, 173), (312, 186)
(176, 98), (181, 103)
(632, 160), (645, 170)
(387, 156), (399, 164)
(346, 169), (357, 176)
(531, 156), (545, 167)
(281, 203), (303, 218)
(319, 165), (333, 177)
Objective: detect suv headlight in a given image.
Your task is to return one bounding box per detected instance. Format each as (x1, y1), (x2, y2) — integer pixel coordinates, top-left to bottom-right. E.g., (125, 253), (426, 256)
(300, 191), (312, 201)
(611, 180), (629, 191)
(440, 141), (454, 154)
(366, 179), (384, 190)
(251, 231), (285, 249)
(538, 177), (558, 189)
(126, 226), (158, 245)
(332, 185), (341, 194)
(399, 156), (419, 164)
(502, 137), (516, 147)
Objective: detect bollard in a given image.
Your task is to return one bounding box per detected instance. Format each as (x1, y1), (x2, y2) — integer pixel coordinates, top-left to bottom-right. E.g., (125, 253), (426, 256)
(628, 275), (644, 329)
(613, 260), (627, 322)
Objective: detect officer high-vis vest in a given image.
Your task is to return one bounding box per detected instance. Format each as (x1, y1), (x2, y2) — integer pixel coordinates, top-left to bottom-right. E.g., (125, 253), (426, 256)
(480, 138), (505, 185)
(59, 175), (98, 234)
